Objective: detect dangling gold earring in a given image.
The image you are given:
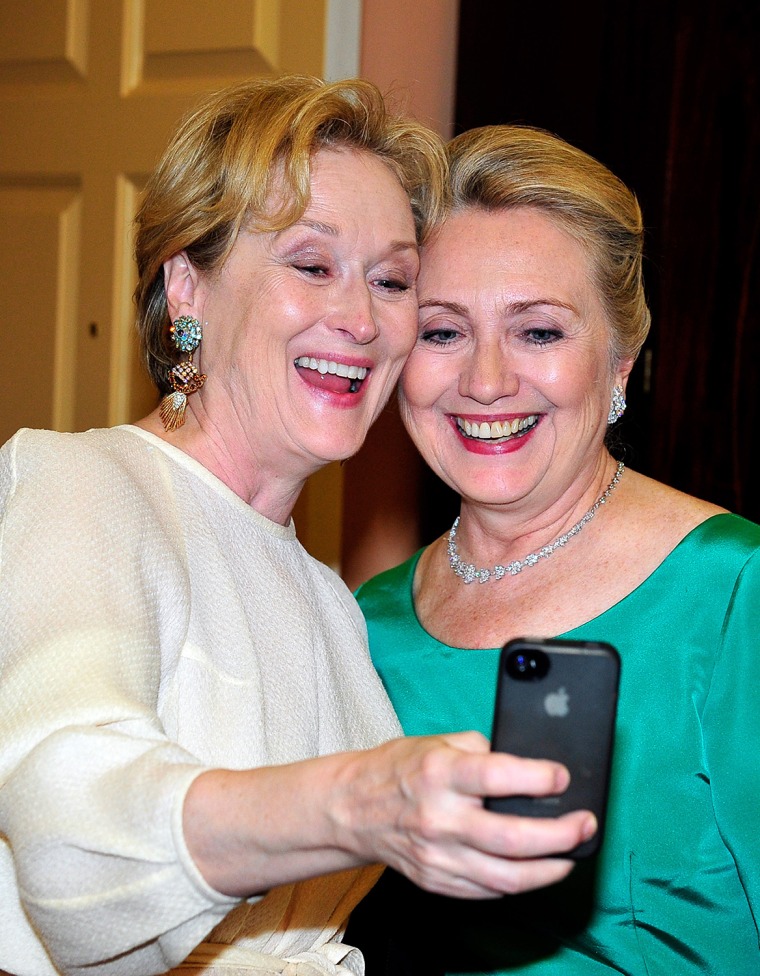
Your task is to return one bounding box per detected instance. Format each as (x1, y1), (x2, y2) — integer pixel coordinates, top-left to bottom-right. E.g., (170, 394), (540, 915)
(159, 315), (207, 432)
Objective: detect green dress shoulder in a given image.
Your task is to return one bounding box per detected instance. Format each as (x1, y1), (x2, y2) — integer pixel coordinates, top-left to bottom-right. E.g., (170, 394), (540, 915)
(354, 513), (760, 975)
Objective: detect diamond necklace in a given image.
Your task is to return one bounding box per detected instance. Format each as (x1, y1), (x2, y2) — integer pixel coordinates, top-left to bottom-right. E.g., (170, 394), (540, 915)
(447, 460), (625, 584)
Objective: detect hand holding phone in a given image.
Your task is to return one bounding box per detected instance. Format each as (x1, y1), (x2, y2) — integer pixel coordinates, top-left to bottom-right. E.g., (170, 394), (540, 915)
(485, 637), (620, 858)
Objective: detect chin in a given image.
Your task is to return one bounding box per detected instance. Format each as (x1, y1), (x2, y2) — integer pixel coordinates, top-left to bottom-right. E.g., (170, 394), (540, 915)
(309, 438), (363, 468)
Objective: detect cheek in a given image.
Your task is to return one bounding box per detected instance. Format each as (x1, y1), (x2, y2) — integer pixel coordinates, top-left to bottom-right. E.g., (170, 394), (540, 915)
(403, 353), (466, 418)
(385, 305), (421, 359)
(398, 352), (433, 407)
(397, 387), (416, 438)
(539, 354), (605, 403)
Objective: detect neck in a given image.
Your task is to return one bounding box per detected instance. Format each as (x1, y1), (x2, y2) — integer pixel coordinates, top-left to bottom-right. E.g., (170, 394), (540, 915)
(134, 409), (307, 524)
(448, 460), (625, 584)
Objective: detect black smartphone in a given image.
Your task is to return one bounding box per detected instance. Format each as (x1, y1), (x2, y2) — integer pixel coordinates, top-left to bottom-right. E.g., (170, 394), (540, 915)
(485, 637), (620, 858)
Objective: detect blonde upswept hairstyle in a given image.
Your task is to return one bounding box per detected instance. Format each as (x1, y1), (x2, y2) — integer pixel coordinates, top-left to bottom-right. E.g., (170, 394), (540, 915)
(134, 75), (448, 394)
(443, 125), (651, 365)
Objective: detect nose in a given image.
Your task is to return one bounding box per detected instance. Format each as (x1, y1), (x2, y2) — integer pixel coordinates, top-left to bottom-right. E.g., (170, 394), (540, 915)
(459, 338), (518, 403)
(328, 281), (380, 345)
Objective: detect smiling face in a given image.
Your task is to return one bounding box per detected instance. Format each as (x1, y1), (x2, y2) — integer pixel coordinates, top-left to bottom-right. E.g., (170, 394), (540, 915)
(167, 148), (420, 486)
(399, 206), (632, 508)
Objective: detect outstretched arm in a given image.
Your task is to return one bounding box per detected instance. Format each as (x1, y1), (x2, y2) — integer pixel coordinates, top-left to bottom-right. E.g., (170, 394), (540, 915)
(183, 730), (595, 900)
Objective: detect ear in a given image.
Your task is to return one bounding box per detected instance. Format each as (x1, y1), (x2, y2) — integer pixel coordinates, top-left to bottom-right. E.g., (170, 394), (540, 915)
(163, 251), (201, 319)
(616, 356), (635, 391)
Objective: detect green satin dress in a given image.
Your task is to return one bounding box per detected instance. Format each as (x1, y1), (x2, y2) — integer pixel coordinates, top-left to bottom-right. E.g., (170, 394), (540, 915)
(355, 514), (760, 975)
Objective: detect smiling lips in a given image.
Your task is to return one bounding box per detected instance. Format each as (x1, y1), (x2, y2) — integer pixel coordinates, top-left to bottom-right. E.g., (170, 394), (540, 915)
(294, 356), (369, 395)
(455, 414), (539, 442)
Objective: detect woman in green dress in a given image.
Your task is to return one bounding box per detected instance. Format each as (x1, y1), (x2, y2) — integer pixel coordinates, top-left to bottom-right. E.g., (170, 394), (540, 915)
(346, 124), (760, 974)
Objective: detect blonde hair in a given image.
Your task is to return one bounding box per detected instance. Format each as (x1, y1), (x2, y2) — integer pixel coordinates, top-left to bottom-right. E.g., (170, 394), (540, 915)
(135, 75), (447, 393)
(444, 125), (651, 365)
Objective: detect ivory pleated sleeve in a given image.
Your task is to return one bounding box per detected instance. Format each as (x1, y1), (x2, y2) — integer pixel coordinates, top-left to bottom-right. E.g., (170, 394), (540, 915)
(0, 426), (401, 976)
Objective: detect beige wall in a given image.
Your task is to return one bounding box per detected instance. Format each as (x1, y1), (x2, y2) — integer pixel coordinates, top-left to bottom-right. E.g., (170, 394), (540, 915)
(340, 0), (459, 589)
(361, 0), (459, 138)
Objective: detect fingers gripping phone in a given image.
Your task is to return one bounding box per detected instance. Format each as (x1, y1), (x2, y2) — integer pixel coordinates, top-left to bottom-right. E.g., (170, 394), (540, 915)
(485, 637), (620, 858)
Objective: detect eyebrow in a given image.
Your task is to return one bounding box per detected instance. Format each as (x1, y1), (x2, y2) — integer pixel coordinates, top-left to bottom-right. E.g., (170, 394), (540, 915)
(291, 219), (418, 254)
(294, 218), (338, 237)
(418, 298), (577, 314)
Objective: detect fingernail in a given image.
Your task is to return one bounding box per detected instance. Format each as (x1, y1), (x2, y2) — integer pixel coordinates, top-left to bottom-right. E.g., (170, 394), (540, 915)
(582, 815), (598, 841)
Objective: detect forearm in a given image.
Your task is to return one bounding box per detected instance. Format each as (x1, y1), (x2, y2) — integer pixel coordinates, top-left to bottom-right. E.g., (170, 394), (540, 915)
(183, 732), (597, 901)
(183, 753), (364, 896)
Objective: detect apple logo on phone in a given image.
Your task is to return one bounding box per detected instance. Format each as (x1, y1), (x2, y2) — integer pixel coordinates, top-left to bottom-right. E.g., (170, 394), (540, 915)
(544, 686), (569, 717)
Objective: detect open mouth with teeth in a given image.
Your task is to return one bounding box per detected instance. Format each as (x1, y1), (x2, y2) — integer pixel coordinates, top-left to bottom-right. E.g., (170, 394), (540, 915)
(294, 356), (369, 395)
(455, 414), (539, 442)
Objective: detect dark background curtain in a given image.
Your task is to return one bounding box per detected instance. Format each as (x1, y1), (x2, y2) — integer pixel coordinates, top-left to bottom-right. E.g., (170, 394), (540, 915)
(421, 0), (760, 541)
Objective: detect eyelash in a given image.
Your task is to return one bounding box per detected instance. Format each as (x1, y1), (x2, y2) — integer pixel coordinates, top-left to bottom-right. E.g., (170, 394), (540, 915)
(294, 265), (410, 292)
(421, 327), (460, 346)
(419, 325), (565, 347)
(375, 277), (410, 292)
(523, 326), (563, 347)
